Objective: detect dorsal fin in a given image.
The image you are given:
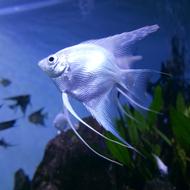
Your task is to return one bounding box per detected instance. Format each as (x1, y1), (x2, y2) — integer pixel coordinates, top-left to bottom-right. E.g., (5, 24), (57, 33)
(83, 25), (159, 57)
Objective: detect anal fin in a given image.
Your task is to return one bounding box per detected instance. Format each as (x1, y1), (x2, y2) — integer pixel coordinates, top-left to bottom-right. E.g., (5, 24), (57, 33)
(62, 93), (131, 148)
(83, 90), (137, 152)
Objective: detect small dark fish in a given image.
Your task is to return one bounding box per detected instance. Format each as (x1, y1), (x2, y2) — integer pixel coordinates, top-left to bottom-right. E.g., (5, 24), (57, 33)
(0, 78), (11, 87)
(0, 104), (3, 109)
(0, 138), (14, 148)
(0, 119), (17, 131)
(5, 95), (31, 114)
(28, 108), (47, 126)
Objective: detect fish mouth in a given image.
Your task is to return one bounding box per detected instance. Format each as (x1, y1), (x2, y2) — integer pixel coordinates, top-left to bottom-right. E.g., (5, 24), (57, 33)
(38, 59), (46, 70)
(38, 60), (56, 77)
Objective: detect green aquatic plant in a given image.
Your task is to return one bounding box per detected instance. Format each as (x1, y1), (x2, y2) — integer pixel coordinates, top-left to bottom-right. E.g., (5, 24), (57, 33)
(106, 36), (190, 190)
(106, 86), (168, 168)
(106, 87), (190, 189)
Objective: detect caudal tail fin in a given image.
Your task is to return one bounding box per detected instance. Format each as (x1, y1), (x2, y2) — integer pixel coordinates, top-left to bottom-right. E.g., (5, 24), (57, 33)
(117, 69), (170, 113)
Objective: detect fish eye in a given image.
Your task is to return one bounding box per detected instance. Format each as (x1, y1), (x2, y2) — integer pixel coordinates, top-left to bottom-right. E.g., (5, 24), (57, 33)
(48, 55), (58, 65)
(49, 57), (54, 62)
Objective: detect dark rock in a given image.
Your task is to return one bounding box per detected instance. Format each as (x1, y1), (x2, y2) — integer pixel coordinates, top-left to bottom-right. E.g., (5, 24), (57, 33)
(144, 178), (175, 190)
(31, 117), (122, 190)
(14, 117), (175, 190)
(14, 169), (31, 190)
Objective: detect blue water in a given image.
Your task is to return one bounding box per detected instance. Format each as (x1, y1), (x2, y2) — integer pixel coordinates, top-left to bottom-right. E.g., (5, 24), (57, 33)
(0, 0), (189, 189)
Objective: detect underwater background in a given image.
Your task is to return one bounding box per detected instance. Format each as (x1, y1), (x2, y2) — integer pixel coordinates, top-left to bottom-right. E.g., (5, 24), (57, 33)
(0, 0), (190, 190)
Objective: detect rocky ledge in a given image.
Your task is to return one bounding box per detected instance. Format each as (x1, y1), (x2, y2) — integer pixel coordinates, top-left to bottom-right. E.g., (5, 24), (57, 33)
(14, 117), (174, 190)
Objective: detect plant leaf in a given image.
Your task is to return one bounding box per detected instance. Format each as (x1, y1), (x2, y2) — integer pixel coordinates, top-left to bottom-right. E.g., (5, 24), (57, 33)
(147, 86), (163, 126)
(153, 127), (172, 146)
(105, 132), (131, 165)
(176, 93), (185, 113)
(170, 107), (190, 151)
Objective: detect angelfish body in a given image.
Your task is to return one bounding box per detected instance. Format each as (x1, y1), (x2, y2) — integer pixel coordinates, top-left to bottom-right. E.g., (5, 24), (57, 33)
(52, 44), (122, 102)
(38, 25), (160, 165)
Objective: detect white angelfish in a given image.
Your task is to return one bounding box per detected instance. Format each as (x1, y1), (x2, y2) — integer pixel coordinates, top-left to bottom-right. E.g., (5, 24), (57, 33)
(53, 111), (70, 133)
(38, 24), (164, 165)
(53, 110), (78, 133)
